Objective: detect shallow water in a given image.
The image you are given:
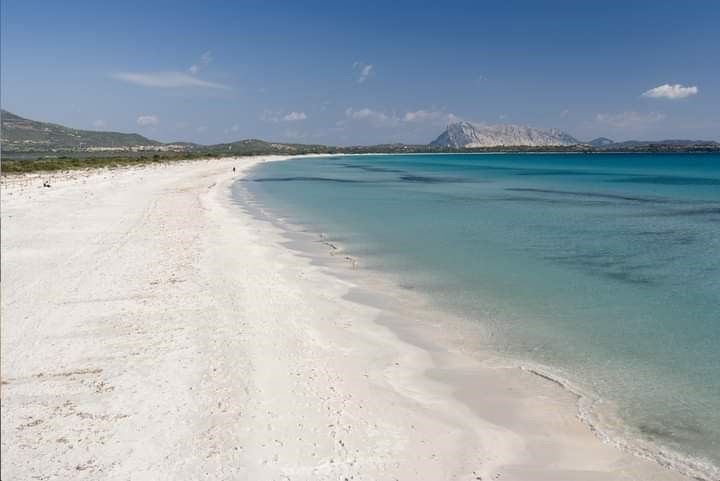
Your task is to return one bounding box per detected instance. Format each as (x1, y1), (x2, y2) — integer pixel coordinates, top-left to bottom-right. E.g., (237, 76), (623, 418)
(239, 153), (720, 477)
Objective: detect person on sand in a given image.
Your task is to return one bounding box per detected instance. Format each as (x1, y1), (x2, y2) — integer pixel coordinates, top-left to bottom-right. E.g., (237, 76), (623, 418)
(233, 167), (236, 174)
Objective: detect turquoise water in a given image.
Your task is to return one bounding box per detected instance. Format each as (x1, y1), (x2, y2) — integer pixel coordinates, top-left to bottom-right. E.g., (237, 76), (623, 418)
(239, 153), (720, 478)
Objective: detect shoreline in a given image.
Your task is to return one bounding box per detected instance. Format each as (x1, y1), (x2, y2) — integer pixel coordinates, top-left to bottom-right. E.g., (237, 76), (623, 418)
(1, 155), (707, 480)
(236, 157), (716, 481)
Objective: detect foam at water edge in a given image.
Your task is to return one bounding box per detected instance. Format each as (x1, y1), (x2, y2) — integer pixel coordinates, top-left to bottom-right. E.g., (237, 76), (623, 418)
(520, 363), (719, 481)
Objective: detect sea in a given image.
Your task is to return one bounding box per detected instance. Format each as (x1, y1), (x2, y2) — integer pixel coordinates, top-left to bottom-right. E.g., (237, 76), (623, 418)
(237, 152), (720, 479)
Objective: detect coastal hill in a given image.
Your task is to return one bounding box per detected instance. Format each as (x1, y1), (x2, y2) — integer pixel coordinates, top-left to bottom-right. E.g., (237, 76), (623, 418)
(587, 137), (615, 147)
(2, 111), (718, 160)
(430, 121), (578, 148)
(1, 110), (161, 151)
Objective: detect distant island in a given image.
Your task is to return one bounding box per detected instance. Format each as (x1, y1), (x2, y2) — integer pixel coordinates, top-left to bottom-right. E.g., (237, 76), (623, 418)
(2, 110), (718, 173)
(429, 121), (719, 151)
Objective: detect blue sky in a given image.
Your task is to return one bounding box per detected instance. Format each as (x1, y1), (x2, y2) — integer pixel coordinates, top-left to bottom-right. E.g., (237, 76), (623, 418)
(2, 0), (718, 145)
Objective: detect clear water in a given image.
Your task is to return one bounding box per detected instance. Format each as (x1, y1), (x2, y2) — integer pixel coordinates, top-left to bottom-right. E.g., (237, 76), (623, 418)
(239, 153), (720, 477)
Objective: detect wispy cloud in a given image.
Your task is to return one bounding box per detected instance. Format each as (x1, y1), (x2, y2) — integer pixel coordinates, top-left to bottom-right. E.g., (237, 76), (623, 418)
(223, 123), (242, 135)
(113, 71), (229, 89)
(189, 51), (213, 75)
(92, 119), (106, 129)
(403, 110), (461, 125)
(283, 111), (307, 121)
(260, 110), (280, 122)
(642, 83), (698, 99)
(137, 114), (159, 126)
(345, 107), (398, 127)
(345, 107), (459, 128)
(261, 110), (307, 122)
(595, 111), (665, 128)
(353, 62), (374, 83)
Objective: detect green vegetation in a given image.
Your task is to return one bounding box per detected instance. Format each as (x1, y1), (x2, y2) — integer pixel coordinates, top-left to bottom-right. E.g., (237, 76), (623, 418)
(0, 152), (220, 174)
(5, 143), (718, 176)
(6, 141), (720, 176)
(1, 110), (159, 150)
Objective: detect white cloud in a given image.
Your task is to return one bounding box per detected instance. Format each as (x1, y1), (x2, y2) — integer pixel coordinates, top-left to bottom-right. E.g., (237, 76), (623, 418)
(113, 71), (229, 89)
(345, 107), (399, 127)
(346, 107), (381, 120)
(261, 110), (307, 122)
(642, 83), (698, 99)
(92, 119), (106, 129)
(353, 62), (374, 83)
(189, 51), (213, 75)
(223, 123), (242, 135)
(346, 107), (462, 128)
(595, 111), (665, 128)
(283, 111), (307, 121)
(137, 114), (159, 126)
(560, 109), (570, 118)
(260, 110), (280, 122)
(360, 65), (372, 82)
(403, 110), (461, 125)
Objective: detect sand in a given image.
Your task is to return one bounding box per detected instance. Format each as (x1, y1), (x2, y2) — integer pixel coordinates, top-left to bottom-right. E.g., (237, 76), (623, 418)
(1, 156), (692, 480)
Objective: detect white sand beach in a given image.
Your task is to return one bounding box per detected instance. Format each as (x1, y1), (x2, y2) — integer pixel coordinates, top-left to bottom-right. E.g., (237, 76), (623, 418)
(1, 157), (691, 480)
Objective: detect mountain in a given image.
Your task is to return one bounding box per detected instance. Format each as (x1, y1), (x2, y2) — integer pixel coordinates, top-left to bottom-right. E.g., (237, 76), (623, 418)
(2, 110), (717, 158)
(431, 121), (579, 148)
(588, 137), (614, 147)
(1, 110), (160, 151)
